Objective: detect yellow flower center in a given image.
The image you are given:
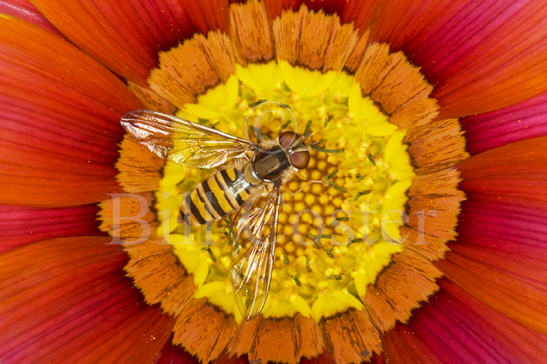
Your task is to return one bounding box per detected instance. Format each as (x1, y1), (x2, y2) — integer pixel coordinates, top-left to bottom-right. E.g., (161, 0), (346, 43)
(154, 62), (414, 322)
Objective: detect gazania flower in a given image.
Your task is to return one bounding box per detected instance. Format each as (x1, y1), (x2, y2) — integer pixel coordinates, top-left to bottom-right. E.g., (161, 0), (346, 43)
(1, 0), (547, 362)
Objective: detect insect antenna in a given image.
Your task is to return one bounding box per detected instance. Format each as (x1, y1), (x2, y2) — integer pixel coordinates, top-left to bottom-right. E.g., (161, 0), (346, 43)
(287, 273), (302, 286)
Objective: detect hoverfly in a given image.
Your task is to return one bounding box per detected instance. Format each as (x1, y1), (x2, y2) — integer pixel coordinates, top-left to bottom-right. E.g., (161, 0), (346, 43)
(121, 109), (312, 320)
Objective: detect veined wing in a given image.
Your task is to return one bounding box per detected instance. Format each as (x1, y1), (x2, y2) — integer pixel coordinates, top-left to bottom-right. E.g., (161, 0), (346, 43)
(121, 110), (256, 169)
(230, 186), (282, 320)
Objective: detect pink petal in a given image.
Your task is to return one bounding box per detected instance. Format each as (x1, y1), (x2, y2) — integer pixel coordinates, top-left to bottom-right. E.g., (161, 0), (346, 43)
(0, 237), (175, 362)
(370, 0), (547, 119)
(32, 0), (230, 85)
(0, 204), (101, 253)
(383, 280), (547, 363)
(461, 90), (547, 155)
(0, 16), (143, 207)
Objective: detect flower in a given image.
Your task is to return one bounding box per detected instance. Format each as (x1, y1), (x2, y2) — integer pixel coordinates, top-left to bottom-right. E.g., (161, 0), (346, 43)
(1, 0), (547, 363)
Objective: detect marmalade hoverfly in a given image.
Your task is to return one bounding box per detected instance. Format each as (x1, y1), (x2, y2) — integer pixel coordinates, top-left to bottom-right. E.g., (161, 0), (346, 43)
(121, 109), (313, 320)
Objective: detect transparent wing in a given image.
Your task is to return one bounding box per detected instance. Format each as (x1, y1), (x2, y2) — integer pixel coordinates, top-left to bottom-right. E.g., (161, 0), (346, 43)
(230, 186), (282, 320)
(121, 110), (256, 169)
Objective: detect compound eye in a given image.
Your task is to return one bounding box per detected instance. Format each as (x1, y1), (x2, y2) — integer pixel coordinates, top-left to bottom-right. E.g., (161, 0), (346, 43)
(289, 151), (310, 169)
(279, 131), (298, 149)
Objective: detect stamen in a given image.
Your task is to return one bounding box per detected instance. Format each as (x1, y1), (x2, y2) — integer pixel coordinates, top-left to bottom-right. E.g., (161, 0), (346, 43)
(222, 218), (236, 245)
(326, 169), (339, 180)
(283, 254), (290, 265)
(354, 190), (371, 201)
(304, 120), (313, 137)
(347, 238), (363, 248)
(201, 246), (217, 262)
(368, 153), (376, 166)
(307, 232), (322, 249)
(330, 216), (349, 226)
(324, 115), (333, 128)
(355, 173), (367, 182)
(324, 248), (334, 258)
(278, 119), (292, 134)
(249, 99), (267, 107)
(327, 275), (342, 280)
(307, 233), (331, 249)
(305, 256), (313, 272)
(288, 273), (302, 286)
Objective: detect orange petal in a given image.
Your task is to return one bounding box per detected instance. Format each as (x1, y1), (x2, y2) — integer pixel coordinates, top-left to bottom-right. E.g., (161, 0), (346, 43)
(229, 0), (275, 65)
(173, 298), (237, 363)
(271, 5), (358, 72)
(0, 0), (61, 35)
(0, 16), (143, 207)
(32, 0), (229, 85)
(319, 308), (381, 363)
(228, 314), (325, 364)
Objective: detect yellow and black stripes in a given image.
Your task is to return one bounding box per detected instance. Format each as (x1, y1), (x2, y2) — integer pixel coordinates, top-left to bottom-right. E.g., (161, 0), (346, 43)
(179, 167), (256, 226)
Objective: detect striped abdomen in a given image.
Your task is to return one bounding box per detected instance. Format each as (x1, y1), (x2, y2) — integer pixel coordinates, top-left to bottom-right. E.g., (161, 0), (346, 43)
(179, 167), (256, 226)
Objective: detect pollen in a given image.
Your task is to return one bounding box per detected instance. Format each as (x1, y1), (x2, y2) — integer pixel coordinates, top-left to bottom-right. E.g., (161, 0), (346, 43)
(152, 62), (414, 322)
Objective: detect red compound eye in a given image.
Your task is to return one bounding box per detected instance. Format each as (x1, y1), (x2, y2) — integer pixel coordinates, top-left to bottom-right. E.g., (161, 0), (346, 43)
(279, 131), (298, 148)
(289, 151), (310, 169)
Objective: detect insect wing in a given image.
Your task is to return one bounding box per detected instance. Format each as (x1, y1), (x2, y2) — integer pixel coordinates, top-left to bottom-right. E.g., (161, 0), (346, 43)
(121, 110), (256, 169)
(230, 187), (282, 320)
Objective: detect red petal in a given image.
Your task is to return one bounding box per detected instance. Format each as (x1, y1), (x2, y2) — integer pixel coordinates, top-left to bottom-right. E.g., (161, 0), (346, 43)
(457, 136), (547, 209)
(370, 0), (547, 118)
(340, 0), (380, 34)
(0, 17), (143, 207)
(461, 90), (547, 155)
(263, 0), (347, 18)
(32, 0), (229, 85)
(383, 280), (547, 363)
(0, 237), (175, 362)
(0, 204), (101, 253)
(438, 140), (547, 334)
(154, 337), (198, 364)
(0, 0), (61, 35)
